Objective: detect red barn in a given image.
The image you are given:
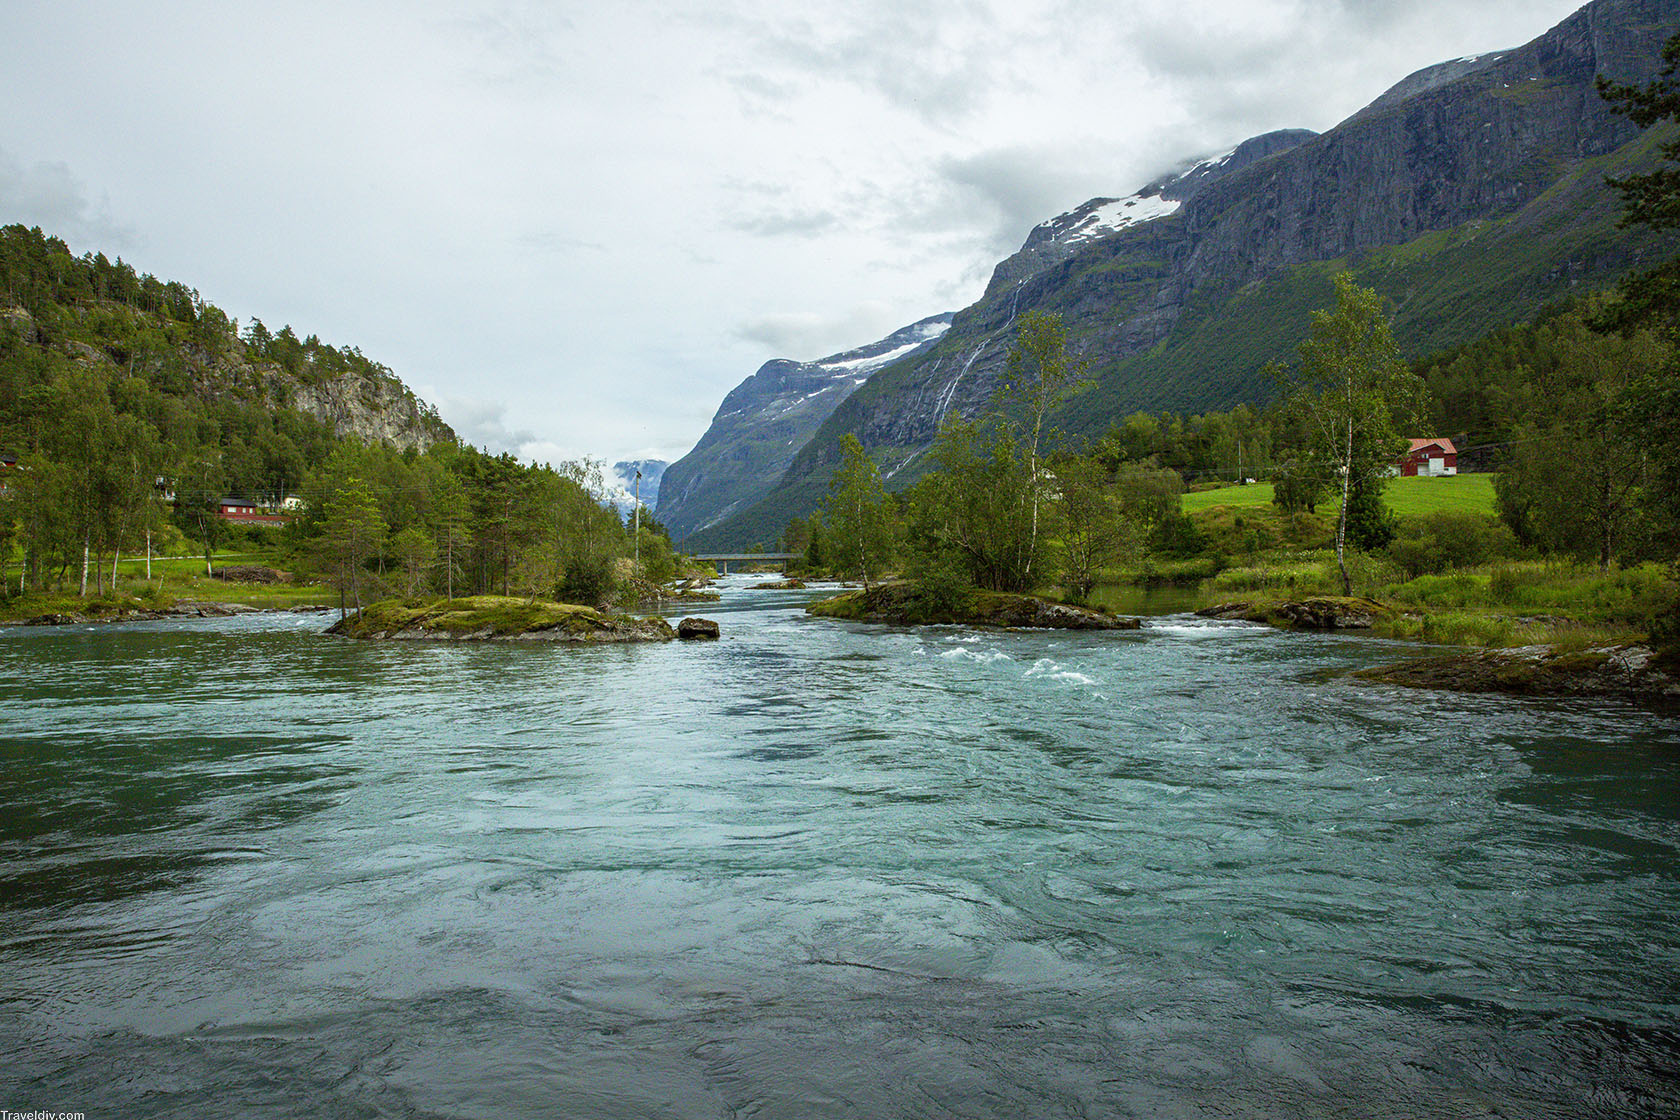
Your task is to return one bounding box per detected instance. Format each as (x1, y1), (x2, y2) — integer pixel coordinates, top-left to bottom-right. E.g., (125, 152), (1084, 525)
(1399, 438), (1458, 477)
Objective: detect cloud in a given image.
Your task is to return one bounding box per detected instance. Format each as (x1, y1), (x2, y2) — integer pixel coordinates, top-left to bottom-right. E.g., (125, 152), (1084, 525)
(932, 147), (1106, 253)
(518, 229), (606, 253)
(0, 147), (134, 250)
(433, 393), (539, 455)
(732, 301), (906, 360)
(728, 207), (841, 238)
(717, 2), (1005, 126)
(447, 3), (573, 90)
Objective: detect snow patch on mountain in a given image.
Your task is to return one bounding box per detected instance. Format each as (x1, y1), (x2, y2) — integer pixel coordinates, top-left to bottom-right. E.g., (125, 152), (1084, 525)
(815, 319), (950, 376)
(1060, 193), (1182, 245)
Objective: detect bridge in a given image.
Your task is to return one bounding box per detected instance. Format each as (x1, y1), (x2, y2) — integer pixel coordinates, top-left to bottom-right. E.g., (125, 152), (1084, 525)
(691, 552), (799, 575)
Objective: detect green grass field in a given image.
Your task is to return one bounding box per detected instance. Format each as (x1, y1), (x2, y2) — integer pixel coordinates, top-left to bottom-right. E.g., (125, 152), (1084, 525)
(0, 547), (335, 619)
(1183, 473), (1498, 518)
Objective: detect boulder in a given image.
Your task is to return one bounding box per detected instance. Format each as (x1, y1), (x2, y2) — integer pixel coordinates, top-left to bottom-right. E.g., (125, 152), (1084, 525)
(212, 564), (290, 584)
(1198, 596), (1392, 630)
(677, 616), (721, 640)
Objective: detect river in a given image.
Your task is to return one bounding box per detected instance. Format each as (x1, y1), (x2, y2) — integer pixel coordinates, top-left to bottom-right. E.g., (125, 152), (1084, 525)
(2, 577), (1677, 1118)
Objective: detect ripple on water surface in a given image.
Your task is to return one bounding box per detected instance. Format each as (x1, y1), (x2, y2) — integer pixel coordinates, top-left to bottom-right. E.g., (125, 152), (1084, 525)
(1, 589), (1678, 1118)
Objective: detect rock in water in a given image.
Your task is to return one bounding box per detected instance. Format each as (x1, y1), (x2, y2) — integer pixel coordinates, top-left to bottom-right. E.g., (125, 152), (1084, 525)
(677, 617), (721, 640)
(807, 582), (1141, 630)
(1198, 597), (1392, 630)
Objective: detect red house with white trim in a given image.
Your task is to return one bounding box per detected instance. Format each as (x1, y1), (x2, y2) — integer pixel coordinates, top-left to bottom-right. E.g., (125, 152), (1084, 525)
(218, 498), (290, 526)
(1399, 438), (1458, 477)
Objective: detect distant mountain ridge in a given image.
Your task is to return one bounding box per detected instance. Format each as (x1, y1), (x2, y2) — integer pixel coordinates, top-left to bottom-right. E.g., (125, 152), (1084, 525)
(657, 312), (952, 541)
(603, 459), (667, 518)
(681, 0), (1680, 551)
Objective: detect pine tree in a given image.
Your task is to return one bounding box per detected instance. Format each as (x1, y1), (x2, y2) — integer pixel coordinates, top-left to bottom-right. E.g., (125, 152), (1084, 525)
(317, 477), (388, 619)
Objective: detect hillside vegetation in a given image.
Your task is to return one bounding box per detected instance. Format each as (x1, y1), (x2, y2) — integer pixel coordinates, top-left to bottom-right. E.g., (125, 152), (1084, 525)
(0, 224), (683, 613)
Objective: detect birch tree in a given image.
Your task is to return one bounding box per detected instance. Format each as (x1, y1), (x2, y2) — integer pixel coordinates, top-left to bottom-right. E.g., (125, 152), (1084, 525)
(1286, 274), (1424, 595)
(1001, 311), (1088, 582)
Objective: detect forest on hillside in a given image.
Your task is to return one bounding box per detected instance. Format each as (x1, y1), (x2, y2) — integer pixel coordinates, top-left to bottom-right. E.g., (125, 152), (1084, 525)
(0, 225), (669, 607)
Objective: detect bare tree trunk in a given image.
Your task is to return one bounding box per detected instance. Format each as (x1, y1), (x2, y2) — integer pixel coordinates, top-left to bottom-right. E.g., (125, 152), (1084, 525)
(81, 532), (90, 597)
(1599, 473), (1613, 572)
(1336, 418), (1352, 597)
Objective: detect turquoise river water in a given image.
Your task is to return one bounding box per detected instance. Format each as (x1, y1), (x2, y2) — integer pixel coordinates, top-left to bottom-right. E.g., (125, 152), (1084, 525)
(2, 576), (1678, 1118)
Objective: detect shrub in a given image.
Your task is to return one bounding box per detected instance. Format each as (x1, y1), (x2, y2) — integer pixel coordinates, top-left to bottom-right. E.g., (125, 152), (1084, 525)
(1344, 484), (1397, 552)
(1386, 511), (1517, 577)
(558, 554), (616, 607)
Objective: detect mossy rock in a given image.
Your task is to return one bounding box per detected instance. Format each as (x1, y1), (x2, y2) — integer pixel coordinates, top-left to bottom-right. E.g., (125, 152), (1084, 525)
(326, 595), (675, 643)
(1199, 596), (1394, 630)
(807, 581), (1139, 630)
(1354, 644), (1678, 702)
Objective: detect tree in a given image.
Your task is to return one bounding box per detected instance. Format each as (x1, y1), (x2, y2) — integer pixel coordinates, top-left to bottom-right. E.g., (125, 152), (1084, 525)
(551, 458), (623, 605)
(14, 456), (79, 591)
(1001, 310), (1089, 583)
(1282, 274), (1425, 594)
(391, 525), (436, 598)
(824, 434), (892, 587)
(1595, 33), (1680, 345)
(1052, 453), (1123, 602)
(908, 416), (1040, 592)
(432, 472), (470, 599)
(316, 476), (387, 619)
(1594, 34), (1680, 566)
(175, 452), (227, 577)
(0, 479), (18, 595)
(1493, 315), (1663, 568)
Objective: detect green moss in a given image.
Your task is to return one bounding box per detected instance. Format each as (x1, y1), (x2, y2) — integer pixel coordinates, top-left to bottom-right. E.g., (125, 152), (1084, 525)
(337, 595), (608, 638)
(808, 581), (1132, 630)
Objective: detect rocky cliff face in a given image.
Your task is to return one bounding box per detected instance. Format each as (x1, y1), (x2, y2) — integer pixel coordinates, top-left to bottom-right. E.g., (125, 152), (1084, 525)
(659, 313), (952, 541)
(683, 0), (1680, 551)
(279, 368), (449, 453)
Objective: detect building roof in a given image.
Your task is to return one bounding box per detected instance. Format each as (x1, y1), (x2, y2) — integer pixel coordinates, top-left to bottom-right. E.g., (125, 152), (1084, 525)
(1407, 437), (1457, 455)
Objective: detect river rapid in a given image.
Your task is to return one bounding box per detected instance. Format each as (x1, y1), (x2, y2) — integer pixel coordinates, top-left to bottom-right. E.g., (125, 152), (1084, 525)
(2, 577), (1678, 1118)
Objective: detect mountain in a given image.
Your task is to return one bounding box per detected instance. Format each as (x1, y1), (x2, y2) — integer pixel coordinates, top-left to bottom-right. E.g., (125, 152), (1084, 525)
(682, 0), (1680, 551)
(657, 312), (952, 541)
(601, 459), (667, 518)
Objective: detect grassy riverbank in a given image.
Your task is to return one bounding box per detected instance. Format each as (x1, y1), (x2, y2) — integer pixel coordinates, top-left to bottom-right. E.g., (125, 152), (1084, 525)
(1090, 474), (1677, 651)
(1091, 550), (1672, 650)
(0, 549), (336, 622)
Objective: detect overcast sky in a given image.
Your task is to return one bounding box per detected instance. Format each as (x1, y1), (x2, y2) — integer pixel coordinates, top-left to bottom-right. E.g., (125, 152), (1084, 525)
(1, 0), (1585, 468)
